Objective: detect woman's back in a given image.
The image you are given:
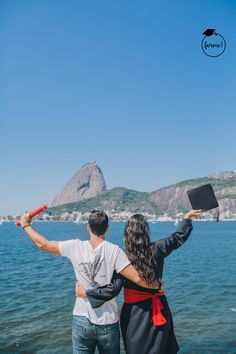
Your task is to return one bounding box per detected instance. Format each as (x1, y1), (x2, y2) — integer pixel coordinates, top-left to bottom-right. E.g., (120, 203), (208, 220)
(120, 217), (194, 354)
(124, 217), (193, 288)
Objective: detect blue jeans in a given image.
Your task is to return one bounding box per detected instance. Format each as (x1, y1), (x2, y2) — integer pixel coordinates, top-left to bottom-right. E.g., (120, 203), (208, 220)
(72, 315), (120, 354)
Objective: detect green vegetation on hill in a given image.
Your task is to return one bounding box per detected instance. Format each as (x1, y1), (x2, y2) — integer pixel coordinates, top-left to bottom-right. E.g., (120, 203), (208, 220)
(48, 187), (162, 215)
(152, 175), (236, 199)
(154, 176), (236, 191)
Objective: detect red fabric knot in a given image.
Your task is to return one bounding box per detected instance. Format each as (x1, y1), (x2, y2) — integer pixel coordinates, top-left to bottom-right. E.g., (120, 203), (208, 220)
(123, 288), (167, 327)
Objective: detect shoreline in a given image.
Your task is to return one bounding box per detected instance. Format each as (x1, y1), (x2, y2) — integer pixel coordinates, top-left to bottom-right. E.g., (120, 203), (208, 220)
(1, 218), (236, 224)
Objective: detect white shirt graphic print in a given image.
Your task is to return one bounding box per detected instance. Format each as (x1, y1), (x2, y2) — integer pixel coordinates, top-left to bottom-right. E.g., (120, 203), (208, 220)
(59, 239), (131, 325)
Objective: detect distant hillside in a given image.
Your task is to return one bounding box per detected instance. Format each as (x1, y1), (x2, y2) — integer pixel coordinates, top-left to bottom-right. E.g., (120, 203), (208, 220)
(48, 187), (161, 215)
(47, 170), (236, 217)
(150, 173), (236, 215)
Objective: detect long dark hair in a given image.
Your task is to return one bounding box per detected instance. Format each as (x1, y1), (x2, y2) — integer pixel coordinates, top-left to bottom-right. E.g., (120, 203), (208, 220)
(124, 214), (157, 285)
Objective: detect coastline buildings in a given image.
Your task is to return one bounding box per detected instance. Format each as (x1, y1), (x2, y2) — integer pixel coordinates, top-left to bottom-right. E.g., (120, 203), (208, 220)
(2, 210), (236, 224)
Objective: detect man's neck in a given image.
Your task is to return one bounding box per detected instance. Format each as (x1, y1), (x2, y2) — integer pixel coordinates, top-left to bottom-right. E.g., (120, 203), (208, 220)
(89, 233), (105, 249)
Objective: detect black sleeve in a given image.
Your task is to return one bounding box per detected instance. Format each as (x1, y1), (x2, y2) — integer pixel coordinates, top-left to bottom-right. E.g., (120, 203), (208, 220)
(155, 219), (193, 258)
(86, 272), (124, 309)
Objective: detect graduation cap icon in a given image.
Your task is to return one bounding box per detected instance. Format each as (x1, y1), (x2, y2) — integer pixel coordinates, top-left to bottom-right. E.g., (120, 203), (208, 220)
(202, 29), (216, 36)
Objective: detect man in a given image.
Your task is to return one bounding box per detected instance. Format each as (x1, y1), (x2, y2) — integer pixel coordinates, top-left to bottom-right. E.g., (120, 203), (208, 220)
(20, 210), (159, 354)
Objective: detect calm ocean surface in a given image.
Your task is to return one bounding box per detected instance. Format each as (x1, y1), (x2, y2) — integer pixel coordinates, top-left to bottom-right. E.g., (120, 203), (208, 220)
(0, 221), (236, 354)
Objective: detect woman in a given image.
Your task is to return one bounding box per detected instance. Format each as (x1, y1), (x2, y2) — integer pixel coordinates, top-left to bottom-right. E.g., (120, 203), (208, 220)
(76, 209), (201, 354)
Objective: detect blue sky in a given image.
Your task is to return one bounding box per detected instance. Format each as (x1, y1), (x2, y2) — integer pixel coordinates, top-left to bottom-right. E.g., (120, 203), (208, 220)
(1, 0), (236, 215)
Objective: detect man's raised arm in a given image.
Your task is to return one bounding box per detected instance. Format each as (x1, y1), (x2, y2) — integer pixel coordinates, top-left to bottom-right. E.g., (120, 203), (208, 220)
(20, 213), (61, 255)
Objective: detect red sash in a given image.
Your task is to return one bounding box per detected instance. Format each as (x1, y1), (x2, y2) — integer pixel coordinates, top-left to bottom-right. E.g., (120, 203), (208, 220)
(123, 288), (167, 326)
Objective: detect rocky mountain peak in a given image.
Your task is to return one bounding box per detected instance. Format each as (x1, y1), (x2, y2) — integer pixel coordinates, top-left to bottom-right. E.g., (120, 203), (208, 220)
(50, 162), (107, 207)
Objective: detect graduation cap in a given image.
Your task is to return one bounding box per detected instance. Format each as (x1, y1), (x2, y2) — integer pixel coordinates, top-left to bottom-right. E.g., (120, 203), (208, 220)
(187, 184), (219, 211)
(202, 29), (216, 36)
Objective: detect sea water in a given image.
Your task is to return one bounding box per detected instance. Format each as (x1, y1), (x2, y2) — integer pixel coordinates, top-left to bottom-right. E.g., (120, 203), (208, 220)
(0, 221), (235, 353)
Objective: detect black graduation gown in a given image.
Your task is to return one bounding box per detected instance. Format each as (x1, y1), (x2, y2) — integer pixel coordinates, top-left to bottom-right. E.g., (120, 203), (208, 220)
(86, 219), (193, 354)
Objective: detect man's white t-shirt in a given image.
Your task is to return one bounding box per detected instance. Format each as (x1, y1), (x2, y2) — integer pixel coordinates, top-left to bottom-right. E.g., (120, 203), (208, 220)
(58, 239), (130, 325)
